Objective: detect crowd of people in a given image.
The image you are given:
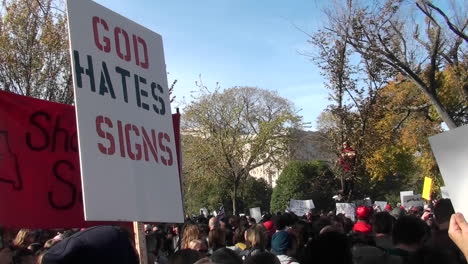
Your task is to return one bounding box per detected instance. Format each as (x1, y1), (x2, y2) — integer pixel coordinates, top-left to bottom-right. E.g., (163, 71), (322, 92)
(1, 198), (468, 264)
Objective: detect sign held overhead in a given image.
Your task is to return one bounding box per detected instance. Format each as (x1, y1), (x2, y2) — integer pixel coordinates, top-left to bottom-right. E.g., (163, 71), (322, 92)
(430, 125), (468, 216)
(66, 0), (183, 222)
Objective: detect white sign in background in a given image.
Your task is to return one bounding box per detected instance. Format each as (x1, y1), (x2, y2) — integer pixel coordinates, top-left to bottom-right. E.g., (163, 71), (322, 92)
(400, 191), (414, 206)
(440, 186), (450, 199)
(430, 125), (468, 216)
(249, 207), (262, 223)
(289, 199), (315, 216)
(402, 194), (424, 208)
(336, 203), (356, 222)
(374, 201), (387, 210)
(67, 0), (183, 222)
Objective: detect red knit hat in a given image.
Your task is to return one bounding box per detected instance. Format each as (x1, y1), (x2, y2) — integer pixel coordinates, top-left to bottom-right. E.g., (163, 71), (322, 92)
(356, 206), (372, 220)
(385, 204), (392, 211)
(263, 220), (276, 236)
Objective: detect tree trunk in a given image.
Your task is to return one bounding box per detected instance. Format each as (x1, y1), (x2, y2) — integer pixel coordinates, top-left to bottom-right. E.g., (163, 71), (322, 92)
(232, 184), (238, 215)
(340, 172), (345, 194)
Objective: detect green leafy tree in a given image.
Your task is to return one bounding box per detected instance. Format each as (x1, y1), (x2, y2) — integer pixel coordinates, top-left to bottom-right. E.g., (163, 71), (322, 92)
(183, 135), (273, 215)
(182, 86), (302, 214)
(238, 177), (272, 214)
(270, 160), (337, 213)
(0, 0), (72, 103)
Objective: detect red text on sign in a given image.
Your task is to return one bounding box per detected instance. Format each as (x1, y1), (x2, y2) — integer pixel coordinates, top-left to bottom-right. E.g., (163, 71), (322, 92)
(92, 16), (149, 69)
(95, 115), (173, 166)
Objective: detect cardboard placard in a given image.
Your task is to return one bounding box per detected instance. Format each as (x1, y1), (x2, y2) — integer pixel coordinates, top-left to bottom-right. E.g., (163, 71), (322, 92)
(249, 207), (262, 223)
(429, 125), (468, 216)
(289, 199), (315, 216)
(336, 203), (356, 222)
(403, 194), (424, 208)
(67, 0), (183, 222)
(400, 191), (414, 205)
(354, 199), (373, 207)
(440, 186), (450, 199)
(374, 201), (387, 211)
(422, 177), (432, 200)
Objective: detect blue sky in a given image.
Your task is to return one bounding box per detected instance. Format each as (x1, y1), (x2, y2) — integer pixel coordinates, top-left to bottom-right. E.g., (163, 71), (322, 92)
(93, 0), (329, 129)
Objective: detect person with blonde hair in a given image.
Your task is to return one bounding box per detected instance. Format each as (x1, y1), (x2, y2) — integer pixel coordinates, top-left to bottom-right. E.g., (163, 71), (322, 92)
(181, 225), (201, 249)
(188, 239), (208, 257)
(12, 229), (34, 248)
(242, 224), (267, 258)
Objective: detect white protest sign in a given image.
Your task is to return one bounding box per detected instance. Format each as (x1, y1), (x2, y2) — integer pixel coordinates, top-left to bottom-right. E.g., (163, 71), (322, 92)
(289, 199), (315, 216)
(374, 201), (387, 211)
(355, 199), (372, 207)
(430, 125), (468, 216)
(200, 208), (208, 217)
(403, 194), (424, 208)
(249, 207), (262, 223)
(400, 191), (414, 205)
(440, 186), (450, 199)
(67, 0), (183, 222)
(336, 203), (356, 222)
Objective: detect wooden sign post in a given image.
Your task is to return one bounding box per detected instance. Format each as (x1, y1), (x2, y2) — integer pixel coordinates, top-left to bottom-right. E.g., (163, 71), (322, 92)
(134, 221), (148, 264)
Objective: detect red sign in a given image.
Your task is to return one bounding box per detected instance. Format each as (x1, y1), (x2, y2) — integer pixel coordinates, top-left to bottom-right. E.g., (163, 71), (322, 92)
(0, 90), (180, 228)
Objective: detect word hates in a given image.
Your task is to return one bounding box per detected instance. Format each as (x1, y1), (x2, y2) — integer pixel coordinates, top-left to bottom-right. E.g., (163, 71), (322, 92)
(73, 50), (166, 115)
(96, 115), (173, 166)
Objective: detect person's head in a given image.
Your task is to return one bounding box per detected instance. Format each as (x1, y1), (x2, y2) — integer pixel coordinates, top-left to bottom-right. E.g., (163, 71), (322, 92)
(244, 251), (281, 264)
(219, 219), (227, 230)
(248, 217), (257, 226)
(371, 211), (394, 235)
(26, 243), (42, 253)
(168, 249), (202, 264)
(209, 217), (219, 231)
(182, 224), (201, 249)
(208, 228), (225, 250)
(390, 207), (405, 219)
(146, 232), (166, 257)
(262, 221), (275, 237)
(42, 226), (139, 264)
(229, 216), (240, 229)
(12, 248), (36, 264)
(385, 204), (393, 212)
(12, 229), (34, 248)
(312, 217), (332, 237)
(304, 231), (352, 264)
(392, 216), (428, 251)
(188, 239), (208, 256)
(233, 227), (246, 244)
(245, 224), (267, 250)
(433, 199), (455, 226)
(172, 224), (180, 236)
(343, 141), (349, 149)
(273, 215), (287, 231)
(210, 247), (242, 264)
(43, 239), (60, 249)
(270, 231), (291, 255)
(356, 206), (372, 221)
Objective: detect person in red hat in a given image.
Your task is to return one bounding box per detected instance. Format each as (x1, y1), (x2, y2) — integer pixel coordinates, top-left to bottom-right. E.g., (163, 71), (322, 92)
(385, 204), (393, 212)
(263, 220), (276, 237)
(353, 206), (373, 234)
